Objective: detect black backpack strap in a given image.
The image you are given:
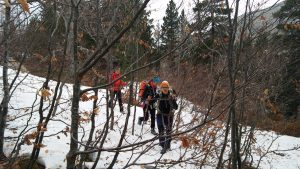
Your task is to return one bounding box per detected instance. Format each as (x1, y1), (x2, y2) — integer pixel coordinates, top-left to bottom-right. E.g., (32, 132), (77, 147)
(155, 91), (162, 114)
(141, 83), (150, 100)
(168, 89), (178, 111)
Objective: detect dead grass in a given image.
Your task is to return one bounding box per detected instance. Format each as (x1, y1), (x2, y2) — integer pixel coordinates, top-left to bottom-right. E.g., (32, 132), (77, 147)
(257, 115), (300, 137)
(10, 156), (45, 169)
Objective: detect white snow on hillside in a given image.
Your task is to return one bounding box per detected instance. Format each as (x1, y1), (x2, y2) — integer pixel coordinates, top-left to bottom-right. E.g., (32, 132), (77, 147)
(1, 68), (300, 169)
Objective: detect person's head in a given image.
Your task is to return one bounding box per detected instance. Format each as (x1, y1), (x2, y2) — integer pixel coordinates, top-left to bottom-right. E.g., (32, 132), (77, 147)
(152, 76), (160, 84)
(160, 81), (170, 94)
(115, 67), (121, 74)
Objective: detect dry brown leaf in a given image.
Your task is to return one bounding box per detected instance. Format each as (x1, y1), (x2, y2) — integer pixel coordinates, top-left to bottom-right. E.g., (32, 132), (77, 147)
(17, 0), (30, 13)
(191, 137), (200, 145)
(181, 136), (190, 148)
(34, 143), (47, 148)
(264, 89), (269, 96)
(284, 24), (288, 30)
(93, 107), (100, 114)
(24, 137), (32, 145)
(51, 56), (58, 63)
(89, 95), (98, 101)
(260, 15), (266, 21)
(80, 93), (89, 102)
(34, 53), (44, 60)
(40, 127), (47, 132)
(65, 126), (70, 132)
(63, 131), (68, 137)
(208, 131), (216, 137)
(40, 88), (51, 101)
(39, 25), (46, 31)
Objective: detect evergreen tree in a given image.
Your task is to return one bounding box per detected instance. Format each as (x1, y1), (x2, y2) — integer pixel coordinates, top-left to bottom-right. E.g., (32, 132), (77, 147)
(92, 0), (153, 70)
(274, 0), (300, 119)
(192, 0), (231, 64)
(178, 9), (190, 60)
(139, 11), (154, 51)
(161, 0), (179, 51)
(116, 1), (154, 69)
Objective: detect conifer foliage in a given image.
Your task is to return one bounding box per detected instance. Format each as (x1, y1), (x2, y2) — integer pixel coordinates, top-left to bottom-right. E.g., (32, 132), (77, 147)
(274, 0), (300, 119)
(192, 0), (231, 64)
(161, 0), (179, 51)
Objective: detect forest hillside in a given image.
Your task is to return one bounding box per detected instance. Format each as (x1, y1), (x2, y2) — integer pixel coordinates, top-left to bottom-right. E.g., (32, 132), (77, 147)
(0, 0), (299, 168)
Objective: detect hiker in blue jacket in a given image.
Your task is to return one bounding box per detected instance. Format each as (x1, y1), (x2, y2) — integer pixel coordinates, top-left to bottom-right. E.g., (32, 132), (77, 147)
(137, 76), (160, 135)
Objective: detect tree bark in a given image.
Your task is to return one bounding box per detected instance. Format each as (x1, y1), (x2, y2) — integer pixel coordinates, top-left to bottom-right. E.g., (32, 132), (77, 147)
(66, 0), (80, 168)
(0, 3), (11, 161)
(225, 0), (241, 168)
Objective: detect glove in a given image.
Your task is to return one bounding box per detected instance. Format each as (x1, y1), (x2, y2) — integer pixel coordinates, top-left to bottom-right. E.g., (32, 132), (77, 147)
(139, 102), (145, 108)
(147, 95), (152, 101)
(170, 94), (177, 100)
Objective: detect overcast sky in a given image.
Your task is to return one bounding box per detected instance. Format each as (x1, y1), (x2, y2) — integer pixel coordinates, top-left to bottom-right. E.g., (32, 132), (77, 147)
(147, 0), (284, 25)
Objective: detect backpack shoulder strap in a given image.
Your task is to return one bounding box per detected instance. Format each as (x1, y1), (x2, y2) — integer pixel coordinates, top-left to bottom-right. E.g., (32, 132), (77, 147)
(169, 89), (178, 111)
(155, 90), (162, 114)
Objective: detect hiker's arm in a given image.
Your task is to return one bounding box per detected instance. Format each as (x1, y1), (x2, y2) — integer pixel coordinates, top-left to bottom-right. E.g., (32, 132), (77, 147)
(173, 99), (178, 110)
(121, 80), (126, 87)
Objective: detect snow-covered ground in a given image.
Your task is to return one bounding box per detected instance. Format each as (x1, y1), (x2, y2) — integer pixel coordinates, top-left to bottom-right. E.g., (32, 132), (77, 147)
(1, 69), (300, 169)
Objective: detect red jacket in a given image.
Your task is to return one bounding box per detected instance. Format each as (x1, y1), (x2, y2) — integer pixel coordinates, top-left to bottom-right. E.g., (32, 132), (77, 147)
(111, 72), (126, 91)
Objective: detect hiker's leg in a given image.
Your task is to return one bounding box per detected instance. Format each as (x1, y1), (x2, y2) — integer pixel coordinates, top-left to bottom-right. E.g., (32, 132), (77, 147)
(149, 108), (155, 129)
(108, 91), (115, 107)
(144, 106), (149, 122)
(116, 90), (123, 111)
(138, 116), (143, 125)
(166, 115), (173, 148)
(161, 115), (169, 148)
(156, 114), (165, 146)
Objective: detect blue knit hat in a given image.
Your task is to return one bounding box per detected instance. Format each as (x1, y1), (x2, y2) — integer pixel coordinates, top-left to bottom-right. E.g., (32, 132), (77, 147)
(152, 76), (160, 83)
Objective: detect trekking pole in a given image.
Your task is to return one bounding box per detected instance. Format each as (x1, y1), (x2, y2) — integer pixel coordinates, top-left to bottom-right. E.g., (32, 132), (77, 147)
(139, 102), (149, 138)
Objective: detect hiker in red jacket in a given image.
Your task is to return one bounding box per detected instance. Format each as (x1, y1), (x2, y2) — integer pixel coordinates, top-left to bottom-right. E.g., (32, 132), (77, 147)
(109, 67), (126, 112)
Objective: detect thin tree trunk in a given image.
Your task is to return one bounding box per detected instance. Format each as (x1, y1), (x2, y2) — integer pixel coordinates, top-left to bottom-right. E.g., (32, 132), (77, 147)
(132, 43), (139, 135)
(0, 3), (11, 161)
(217, 112), (231, 169)
(109, 53), (114, 130)
(67, 0), (150, 167)
(91, 108), (110, 169)
(27, 2), (62, 167)
(78, 78), (98, 168)
(225, 0), (241, 168)
(66, 1), (80, 168)
(52, 82), (65, 117)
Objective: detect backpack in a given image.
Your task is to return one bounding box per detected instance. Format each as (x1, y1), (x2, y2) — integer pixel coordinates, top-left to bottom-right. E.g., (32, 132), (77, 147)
(138, 80), (148, 99)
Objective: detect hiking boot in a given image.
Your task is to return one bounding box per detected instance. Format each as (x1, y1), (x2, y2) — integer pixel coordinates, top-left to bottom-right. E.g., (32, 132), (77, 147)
(151, 128), (157, 135)
(138, 117), (142, 125)
(160, 147), (167, 154)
